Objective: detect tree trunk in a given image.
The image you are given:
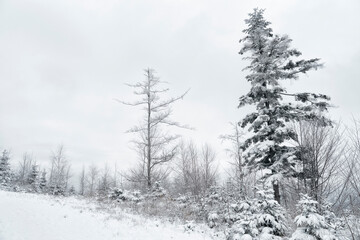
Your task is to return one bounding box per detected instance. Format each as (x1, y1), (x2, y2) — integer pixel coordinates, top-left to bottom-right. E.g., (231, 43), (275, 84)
(273, 182), (281, 204)
(147, 69), (152, 189)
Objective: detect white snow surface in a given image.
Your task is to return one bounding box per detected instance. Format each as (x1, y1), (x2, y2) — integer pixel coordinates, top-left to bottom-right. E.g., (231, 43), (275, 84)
(0, 190), (216, 240)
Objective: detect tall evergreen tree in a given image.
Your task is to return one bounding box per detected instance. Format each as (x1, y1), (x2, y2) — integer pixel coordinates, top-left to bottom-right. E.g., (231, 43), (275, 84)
(0, 150), (11, 186)
(238, 8), (331, 203)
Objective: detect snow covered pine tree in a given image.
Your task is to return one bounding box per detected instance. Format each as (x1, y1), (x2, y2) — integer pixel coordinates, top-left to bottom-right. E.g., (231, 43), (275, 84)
(290, 194), (337, 240)
(238, 8), (331, 203)
(0, 150), (11, 187)
(28, 165), (40, 192)
(39, 170), (47, 192)
(227, 186), (287, 240)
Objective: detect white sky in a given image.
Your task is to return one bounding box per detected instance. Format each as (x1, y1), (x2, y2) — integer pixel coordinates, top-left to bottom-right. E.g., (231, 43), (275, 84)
(0, 0), (359, 176)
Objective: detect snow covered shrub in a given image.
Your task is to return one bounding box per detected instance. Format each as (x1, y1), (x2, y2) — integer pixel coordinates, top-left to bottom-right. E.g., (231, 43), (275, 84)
(177, 185), (247, 230)
(174, 193), (203, 221)
(39, 170), (47, 193)
(130, 190), (144, 203)
(175, 193), (192, 204)
(202, 186), (234, 227)
(227, 199), (259, 240)
(227, 187), (287, 240)
(109, 188), (144, 203)
(290, 194), (337, 240)
(147, 181), (166, 199)
(68, 186), (76, 195)
(226, 203), (243, 226)
(109, 188), (127, 201)
(0, 150), (12, 187)
(48, 184), (66, 196)
(28, 165), (40, 192)
(321, 202), (344, 237)
(183, 221), (196, 233)
(255, 187), (287, 239)
(208, 212), (219, 228)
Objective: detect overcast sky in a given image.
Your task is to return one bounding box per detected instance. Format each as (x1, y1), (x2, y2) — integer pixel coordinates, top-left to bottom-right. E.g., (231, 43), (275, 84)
(1, 0), (359, 175)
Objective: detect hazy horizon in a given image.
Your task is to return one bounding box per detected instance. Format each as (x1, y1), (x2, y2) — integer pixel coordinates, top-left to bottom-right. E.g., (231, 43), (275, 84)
(1, 0), (359, 178)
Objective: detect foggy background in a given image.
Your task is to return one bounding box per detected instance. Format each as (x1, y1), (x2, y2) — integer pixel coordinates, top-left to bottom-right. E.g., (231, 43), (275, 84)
(0, 0), (359, 176)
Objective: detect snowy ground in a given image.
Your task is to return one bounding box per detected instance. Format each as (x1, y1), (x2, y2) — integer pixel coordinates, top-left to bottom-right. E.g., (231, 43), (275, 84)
(0, 190), (217, 240)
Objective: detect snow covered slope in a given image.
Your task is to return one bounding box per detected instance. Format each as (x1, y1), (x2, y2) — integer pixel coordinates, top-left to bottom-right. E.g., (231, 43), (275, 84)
(0, 190), (215, 240)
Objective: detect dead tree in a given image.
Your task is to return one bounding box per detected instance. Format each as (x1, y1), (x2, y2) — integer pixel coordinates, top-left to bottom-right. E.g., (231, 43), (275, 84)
(86, 164), (98, 197)
(200, 143), (218, 192)
(79, 166), (86, 196)
(120, 68), (189, 189)
(220, 122), (246, 195)
(173, 141), (218, 197)
(17, 153), (34, 185)
(48, 145), (71, 195)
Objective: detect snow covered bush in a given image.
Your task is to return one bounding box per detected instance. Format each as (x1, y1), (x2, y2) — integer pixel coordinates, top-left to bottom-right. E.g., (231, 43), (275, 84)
(68, 186), (76, 195)
(183, 221), (197, 233)
(208, 211), (219, 228)
(290, 194), (337, 240)
(109, 188), (127, 201)
(39, 170), (47, 193)
(321, 202), (344, 237)
(227, 199), (259, 240)
(147, 181), (167, 199)
(227, 186), (287, 240)
(255, 187), (287, 239)
(109, 188), (144, 203)
(28, 165), (40, 192)
(0, 150), (12, 187)
(174, 193), (204, 221)
(48, 184), (66, 196)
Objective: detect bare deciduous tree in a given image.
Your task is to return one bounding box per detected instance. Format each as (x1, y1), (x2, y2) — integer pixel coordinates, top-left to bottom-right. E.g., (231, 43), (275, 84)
(174, 141), (218, 197)
(293, 121), (345, 203)
(185, 141), (202, 196)
(220, 123), (246, 195)
(120, 68), (189, 188)
(17, 153), (34, 185)
(48, 145), (71, 195)
(98, 163), (111, 196)
(343, 119), (360, 213)
(200, 143), (218, 192)
(79, 166), (86, 196)
(86, 164), (98, 197)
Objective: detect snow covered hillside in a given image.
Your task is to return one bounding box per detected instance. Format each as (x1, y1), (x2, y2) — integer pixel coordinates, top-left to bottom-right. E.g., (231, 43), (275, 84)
(0, 190), (217, 240)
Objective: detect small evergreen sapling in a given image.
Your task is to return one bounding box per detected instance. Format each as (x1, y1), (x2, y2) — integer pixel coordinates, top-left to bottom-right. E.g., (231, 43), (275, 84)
(68, 186), (76, 195)
(39, 170), (47, 192)
(148, 181), (166, 199)
(256, 187), (287, 239)
(321, 202), (344, 236)
(204, 186), (226, 228)
(0, 150), (11, 186)
(290, 194), (337, 240)
(228, 199), (258, 240)
(227, 186), (287, 240)
(28, 164), (40, 192)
